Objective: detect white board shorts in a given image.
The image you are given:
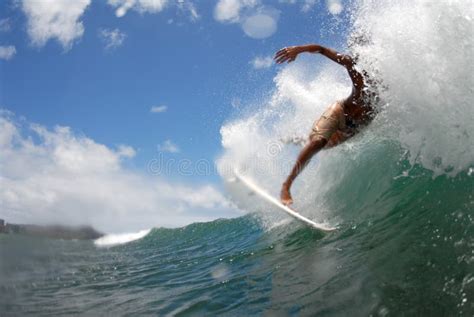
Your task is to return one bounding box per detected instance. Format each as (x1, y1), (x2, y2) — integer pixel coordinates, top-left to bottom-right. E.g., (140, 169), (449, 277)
(309, 101), (347, 142)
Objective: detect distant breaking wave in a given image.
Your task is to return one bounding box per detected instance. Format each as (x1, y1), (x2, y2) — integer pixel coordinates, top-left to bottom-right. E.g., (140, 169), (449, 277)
(94, 229), (151, 247)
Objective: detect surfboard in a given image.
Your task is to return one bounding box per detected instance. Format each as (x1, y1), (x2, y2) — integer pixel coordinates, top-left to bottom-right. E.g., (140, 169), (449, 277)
(233, 170), (337, 232)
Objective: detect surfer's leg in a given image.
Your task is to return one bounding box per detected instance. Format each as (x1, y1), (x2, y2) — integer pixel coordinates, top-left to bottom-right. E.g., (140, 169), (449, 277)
(280, 102), (344, 205)
(281, 136), (328, 205)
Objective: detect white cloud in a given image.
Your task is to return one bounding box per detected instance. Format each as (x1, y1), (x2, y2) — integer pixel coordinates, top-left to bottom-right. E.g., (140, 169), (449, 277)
(158, 139), (179, 153)
(108, 0), (169, 18)
(214, 1), (279, 39)
(108, 0), (198, 21)
(0, 18), (11, 32)
(214, 0), (257, 23)
(0, 114), (239, 233)
(250, 55), (273, 69)
(327, 0), (343, 15)
(150, 105), (167, 113)
(21, 0), (91, 50)
(117, 144), (136, 158)
(99, 28), (127, 50)
(0, 45), (16, 60)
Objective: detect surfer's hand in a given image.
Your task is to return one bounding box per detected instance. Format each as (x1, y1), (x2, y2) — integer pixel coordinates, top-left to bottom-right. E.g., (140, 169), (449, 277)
(275, 46), (300, 64)
(280, 183), (294, 206)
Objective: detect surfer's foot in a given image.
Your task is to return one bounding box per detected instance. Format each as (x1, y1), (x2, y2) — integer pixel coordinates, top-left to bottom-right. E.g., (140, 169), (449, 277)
(280, 183), (293, 206)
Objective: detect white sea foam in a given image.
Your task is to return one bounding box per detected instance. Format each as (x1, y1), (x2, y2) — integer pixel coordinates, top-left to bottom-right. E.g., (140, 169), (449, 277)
(94, 229), (151, 247)
(352, 0), (474, 176)
(218, 0), (473, 226)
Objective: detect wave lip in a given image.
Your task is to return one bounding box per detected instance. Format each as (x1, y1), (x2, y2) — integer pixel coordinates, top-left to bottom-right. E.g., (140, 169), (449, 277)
(94, 229), (151, 247)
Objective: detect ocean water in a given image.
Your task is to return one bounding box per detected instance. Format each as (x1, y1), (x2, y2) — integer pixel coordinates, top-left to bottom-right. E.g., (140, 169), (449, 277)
(1, 147), (473, 316)
(1, 0), (473, 316)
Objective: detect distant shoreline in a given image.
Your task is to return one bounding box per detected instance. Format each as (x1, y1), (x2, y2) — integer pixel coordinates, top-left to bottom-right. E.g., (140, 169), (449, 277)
(0, 219), (103, 240)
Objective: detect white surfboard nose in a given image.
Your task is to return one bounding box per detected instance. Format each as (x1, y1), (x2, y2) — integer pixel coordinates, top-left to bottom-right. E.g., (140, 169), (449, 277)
(232, 169), (337, 232)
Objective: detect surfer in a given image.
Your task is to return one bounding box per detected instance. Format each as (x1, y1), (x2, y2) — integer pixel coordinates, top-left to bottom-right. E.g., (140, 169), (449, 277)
(275, 44), (376, 206)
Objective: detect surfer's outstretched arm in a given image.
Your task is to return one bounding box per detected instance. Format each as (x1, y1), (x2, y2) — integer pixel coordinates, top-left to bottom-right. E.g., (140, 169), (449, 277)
(274, 45), (364, 91)
(275, 45), (353, 67)
(280, 137), (327, 206)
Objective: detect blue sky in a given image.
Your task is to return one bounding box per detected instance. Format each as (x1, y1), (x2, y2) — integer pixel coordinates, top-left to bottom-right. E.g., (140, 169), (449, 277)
(0, 0), (350, 231)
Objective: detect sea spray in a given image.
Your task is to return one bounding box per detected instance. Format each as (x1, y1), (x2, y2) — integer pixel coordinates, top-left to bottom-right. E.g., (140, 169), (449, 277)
(351, 0), (474, 176)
